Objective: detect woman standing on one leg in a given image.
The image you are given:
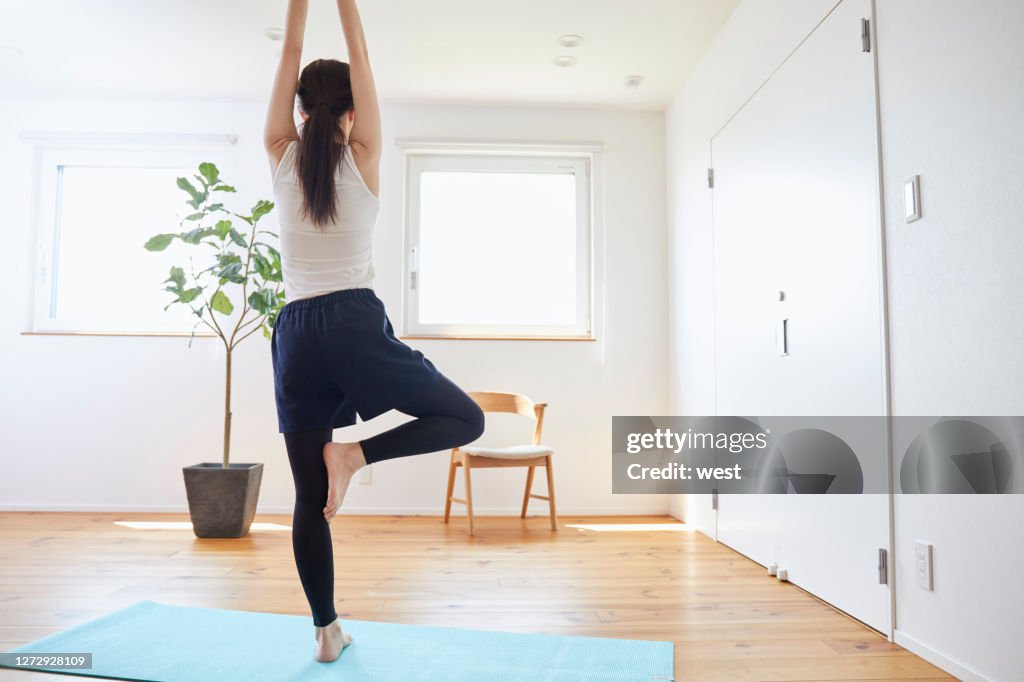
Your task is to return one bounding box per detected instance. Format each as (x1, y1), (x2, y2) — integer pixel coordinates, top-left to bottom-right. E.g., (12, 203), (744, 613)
(263, 0), (485, 663)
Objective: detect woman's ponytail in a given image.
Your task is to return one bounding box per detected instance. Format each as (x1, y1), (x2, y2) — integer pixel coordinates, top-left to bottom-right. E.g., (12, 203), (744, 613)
(295, 60), (355, 230)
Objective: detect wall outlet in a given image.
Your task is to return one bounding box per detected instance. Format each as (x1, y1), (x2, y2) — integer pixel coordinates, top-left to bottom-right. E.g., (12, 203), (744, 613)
(358, 466), (372, 485)
(915, 542), (933, 590)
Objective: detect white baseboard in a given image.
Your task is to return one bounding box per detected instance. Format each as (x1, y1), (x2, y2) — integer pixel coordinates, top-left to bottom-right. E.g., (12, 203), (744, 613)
(667, 495), (685, 521)
(894, 630), (990, 682)
(0, 503), (672, 516)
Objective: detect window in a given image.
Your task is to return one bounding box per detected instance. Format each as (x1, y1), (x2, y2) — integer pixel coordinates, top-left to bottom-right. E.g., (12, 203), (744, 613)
(26, 135), (235, 334)
(402, 146), (594, 339)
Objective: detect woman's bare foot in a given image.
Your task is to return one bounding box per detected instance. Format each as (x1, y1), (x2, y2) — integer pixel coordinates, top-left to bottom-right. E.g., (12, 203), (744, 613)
(322, 442), (366, 521)
(314, 617), (354, 662)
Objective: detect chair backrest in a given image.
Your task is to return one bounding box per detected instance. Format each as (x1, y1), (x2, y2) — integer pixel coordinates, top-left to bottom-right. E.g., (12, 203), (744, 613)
(468, 391), (547, 445)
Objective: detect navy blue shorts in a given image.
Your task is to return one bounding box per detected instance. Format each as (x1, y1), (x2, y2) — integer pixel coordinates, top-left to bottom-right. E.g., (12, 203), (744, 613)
(270, 288), (446, 433)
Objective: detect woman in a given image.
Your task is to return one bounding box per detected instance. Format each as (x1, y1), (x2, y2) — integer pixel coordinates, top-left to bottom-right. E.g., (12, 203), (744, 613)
(263, 0), (485, 663)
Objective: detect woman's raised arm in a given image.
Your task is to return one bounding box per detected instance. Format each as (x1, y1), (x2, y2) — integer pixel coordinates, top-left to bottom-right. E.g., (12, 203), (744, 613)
(336, 0), (382, 162)
(264, 0), (309, 174)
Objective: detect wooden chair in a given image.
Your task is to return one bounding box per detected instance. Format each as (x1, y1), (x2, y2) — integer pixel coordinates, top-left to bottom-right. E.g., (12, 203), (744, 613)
(443, 392), (557, 536)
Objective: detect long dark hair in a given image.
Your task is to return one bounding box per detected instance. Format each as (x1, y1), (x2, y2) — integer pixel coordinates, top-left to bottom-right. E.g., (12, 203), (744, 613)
(295, 59), (354, 229)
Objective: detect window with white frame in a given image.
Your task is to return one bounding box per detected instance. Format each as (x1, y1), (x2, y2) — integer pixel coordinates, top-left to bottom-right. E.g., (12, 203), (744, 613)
(27, 136), (235, 334)
(402, 148), (594, 339)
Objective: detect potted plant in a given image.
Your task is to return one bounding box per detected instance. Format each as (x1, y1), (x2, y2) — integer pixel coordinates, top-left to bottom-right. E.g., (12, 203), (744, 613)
(144, 162), (285, 538)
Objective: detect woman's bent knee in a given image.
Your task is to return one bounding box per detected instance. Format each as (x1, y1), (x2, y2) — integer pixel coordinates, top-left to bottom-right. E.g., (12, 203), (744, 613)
(461, 401), (486, 444)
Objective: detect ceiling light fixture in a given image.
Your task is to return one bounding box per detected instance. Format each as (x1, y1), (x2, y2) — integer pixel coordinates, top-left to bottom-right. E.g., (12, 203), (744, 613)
(624, 75), (644, 90)
(557, 34), (584, 48)
(0, 45), (24, 59)
(264, 28), (284, 42)
(553, 55), (578, 68)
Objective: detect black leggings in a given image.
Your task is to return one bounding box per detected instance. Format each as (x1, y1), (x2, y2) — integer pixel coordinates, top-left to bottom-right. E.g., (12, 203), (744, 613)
(283, 375), (485, 626)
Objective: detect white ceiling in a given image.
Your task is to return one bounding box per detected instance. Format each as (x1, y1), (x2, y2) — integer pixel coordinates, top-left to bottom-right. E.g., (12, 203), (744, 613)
(0, 0), (737, 111)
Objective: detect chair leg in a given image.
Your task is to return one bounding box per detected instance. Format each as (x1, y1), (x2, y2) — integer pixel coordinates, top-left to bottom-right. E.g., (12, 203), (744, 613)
(521, 465), (535, 519)
(464, 457), (475, 537)
(443, 452), (457, 523)
(544, 455), (558, 531)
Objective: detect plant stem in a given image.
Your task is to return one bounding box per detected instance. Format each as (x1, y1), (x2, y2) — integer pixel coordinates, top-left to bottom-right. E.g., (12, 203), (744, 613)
(230, 313), (264, 351)
(205, 297), (229, 351)
(233, 322), (266, 347)
(187, 257), (226, 340)
(228, 216), (261, 349)
(223, 349), (232, 467)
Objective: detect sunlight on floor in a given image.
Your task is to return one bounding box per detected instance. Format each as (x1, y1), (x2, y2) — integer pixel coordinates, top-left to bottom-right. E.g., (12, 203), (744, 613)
(113, 521), (292, 531)
(565, 522), (692, 532)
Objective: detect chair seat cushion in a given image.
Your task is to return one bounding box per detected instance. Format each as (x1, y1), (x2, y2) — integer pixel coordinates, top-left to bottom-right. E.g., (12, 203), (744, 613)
(461, 444), (554, 459)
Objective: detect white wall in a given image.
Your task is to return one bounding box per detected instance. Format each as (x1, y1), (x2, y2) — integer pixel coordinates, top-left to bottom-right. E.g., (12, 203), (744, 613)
(667, 0), (1024, 679)
(0, 97), (670, 516)
(876, 2), (1024, 680)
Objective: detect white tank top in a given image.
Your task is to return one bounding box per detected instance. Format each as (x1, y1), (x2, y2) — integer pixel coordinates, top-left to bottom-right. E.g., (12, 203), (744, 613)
(272, 138), (380, 303)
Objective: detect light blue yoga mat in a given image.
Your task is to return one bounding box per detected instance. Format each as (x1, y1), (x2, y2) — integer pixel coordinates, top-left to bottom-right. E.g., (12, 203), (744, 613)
(1, 600), (674, 681)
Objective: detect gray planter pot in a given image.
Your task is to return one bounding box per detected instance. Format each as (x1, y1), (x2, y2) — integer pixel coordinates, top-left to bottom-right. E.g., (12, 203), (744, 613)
(182, 463), (264, 538)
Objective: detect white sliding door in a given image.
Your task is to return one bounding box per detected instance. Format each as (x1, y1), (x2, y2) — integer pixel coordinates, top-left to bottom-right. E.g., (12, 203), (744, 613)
(710, 0), (891, 632)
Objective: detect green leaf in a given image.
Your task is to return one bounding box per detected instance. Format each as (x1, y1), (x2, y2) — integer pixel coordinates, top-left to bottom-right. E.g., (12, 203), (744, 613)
(214, 220), (232, 239)
(250, 200), (274, 223)
(176, 177), (205, 204)
(181, 227), (215, 244)
(198, 162), (220, 187)
(211, 290), (233, 315)
(228, 228), (247, 248)
(247, 290), (268, 314)
(166, 266), (186, 288)
(252, 253), (271, 280)
(205, 203), (225, 213)
(217, 261), (243, 279)
(262, 244), (284, 283)
(261, 288), (276, 308)
(257, 229), (279, 238)
(217, 252), (243, 267)
(212, 184), (237, 193)
(144, 233), (176, 251)
(182, 212), (204, 222)
(256, 242), (281, 260)
(180, 287), (203, 303)
(250, 288), (276, 313)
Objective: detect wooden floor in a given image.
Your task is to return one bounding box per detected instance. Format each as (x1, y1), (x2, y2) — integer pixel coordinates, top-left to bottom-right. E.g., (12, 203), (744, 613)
(0, 512), (951, 681)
